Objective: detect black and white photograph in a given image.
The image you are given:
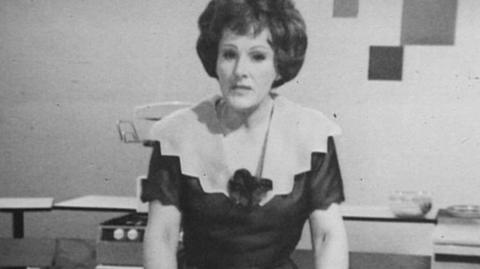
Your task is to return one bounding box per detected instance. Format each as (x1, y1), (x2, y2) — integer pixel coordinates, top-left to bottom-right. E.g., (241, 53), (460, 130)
(1, 0), (479, 268)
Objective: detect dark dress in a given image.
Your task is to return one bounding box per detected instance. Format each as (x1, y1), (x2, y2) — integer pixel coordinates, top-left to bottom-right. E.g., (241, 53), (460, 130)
(141, 95), (345, 269)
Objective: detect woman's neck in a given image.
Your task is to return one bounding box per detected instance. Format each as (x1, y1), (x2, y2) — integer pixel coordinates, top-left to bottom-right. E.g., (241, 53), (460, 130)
(218, 95), (274, 135)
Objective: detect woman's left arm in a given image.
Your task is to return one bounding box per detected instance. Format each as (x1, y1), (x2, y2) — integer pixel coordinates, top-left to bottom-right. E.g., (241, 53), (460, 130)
(309, 203), (349, 269)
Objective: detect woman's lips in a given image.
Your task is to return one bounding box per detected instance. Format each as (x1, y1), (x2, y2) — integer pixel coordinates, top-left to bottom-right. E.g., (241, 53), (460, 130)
(231, 85), (252, 90)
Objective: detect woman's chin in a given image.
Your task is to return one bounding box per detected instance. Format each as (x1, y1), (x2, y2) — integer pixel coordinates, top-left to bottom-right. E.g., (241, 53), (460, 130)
(224, 96), (258, 112)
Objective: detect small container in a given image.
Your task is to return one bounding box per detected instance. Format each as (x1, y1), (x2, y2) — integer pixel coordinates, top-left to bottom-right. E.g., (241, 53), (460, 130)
(389, 191), (432, 218)
(446, 204), (480, 218)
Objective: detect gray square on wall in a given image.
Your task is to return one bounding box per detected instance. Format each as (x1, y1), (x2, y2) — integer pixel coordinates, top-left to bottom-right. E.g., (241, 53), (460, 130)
(368, 46), (403, 81)
(333, 0), (359, 18)
(401, 0), (458, 45)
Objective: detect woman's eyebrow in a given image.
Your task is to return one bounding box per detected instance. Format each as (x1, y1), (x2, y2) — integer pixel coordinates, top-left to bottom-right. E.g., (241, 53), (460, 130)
(219, 43), (238, 48)
(249, 45), (272, 51)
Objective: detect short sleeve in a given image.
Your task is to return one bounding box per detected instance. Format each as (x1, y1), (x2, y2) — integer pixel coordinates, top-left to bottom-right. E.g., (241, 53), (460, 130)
(309, 136), (345, 210)
(140, 141), (182, 208)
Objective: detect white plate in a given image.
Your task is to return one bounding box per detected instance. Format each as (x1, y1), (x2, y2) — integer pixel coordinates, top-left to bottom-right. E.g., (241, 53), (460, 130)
(446, 204), (480, 218)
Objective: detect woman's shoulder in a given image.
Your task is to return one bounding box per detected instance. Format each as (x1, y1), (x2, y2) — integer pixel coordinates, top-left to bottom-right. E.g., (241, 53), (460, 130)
(262, 95), (342, 189)
(149, 95), (219, 141)
(274, 95), (341, 137)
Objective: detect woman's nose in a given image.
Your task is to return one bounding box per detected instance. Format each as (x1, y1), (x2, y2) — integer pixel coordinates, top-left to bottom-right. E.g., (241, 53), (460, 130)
(233, 55), (249, 78)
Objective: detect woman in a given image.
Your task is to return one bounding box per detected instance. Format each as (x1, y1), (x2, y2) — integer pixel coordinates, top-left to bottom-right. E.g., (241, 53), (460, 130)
(142, 0), (348, 268)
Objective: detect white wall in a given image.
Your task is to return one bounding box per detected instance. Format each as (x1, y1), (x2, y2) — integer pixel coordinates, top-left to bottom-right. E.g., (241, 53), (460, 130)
(1, 0), (480, 255)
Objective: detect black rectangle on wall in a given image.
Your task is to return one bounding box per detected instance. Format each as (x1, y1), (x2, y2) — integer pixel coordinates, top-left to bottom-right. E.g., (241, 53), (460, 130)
(368, 46), (404, 81)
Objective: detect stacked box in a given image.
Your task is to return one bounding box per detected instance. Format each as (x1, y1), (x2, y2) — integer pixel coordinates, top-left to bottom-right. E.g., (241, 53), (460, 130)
(432, 209), (480, 269)
(97, 213), (147, 266)
(97, 213), (184, 268)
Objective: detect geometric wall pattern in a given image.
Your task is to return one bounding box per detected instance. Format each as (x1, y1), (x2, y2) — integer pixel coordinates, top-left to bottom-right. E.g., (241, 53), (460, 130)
(401, 0), (458, 45)
(332, 0), (458, 80)
(368, 46), (403, 81)
(333, 0), (359, 18)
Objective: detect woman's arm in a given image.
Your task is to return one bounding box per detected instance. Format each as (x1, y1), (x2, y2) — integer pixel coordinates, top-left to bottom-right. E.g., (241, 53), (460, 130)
(144, 200), (181, 269)
(309, 203), (349, 269)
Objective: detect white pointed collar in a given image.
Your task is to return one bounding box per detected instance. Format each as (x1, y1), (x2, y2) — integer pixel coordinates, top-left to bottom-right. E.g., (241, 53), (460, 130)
(149, 94), (341, 195)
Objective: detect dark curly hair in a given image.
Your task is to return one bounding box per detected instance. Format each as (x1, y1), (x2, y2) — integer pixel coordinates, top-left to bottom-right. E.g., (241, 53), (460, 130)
(196, 0), (307, 88)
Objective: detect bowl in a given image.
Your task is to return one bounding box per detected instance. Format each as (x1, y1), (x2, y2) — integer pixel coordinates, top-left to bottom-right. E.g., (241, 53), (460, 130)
(446, 204), (480, 218)
(389, 191), (432, 218)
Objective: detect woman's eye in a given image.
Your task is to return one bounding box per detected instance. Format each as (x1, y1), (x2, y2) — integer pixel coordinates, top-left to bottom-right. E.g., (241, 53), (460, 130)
(222, 50), (237, 60)
(251, 53), (266, 62)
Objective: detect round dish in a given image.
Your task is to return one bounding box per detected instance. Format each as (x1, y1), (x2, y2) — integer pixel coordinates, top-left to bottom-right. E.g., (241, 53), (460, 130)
(446, 204), (480, 218)
(389, 191), (432, 218)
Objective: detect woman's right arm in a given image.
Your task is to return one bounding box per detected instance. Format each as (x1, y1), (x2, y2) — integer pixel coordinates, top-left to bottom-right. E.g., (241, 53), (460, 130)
(144, 200), (181, 269)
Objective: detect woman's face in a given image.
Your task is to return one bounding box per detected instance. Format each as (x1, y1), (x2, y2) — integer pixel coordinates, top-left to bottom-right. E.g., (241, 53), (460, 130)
(216, 28), (278, 112)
